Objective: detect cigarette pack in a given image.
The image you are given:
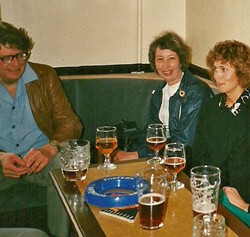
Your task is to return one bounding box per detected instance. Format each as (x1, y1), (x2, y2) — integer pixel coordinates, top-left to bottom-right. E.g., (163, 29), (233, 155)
(99, 205), (138, 223)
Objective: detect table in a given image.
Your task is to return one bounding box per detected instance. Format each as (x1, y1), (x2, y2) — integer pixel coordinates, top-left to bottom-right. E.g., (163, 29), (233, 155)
(49, 159), (250, 237)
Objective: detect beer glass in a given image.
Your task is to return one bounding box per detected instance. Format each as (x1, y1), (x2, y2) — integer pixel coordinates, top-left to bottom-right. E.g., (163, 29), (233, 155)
(60, 139), (90, 181)
(146, 124), (166, 165)
(190, 166), (221, 216)
(162, 143), (186, 191)
(136, 167), (167, 230)
(95, 126), (118, 170)
(193, 213), (225, 237)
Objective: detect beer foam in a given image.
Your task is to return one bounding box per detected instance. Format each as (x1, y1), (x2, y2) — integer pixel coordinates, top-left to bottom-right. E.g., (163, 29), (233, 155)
(193, 203), (216, 214)
(139, 193), (165, 206)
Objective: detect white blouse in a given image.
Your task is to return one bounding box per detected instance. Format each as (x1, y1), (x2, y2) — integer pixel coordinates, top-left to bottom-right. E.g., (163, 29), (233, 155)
(158, 79), (181, 126)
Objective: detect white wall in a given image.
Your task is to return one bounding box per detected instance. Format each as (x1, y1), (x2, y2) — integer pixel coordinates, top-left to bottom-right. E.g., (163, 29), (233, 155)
(186, 0), (250, 67)
(3, 0), (249, 69)
(141, 0), (186, 64)
(0, 0), (185, 67)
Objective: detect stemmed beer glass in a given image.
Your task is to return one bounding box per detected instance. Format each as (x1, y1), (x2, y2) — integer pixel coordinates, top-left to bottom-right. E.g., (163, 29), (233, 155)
(146, 124), (166, 165)
(95, 126), (118, 170)
(162, 143), (186, 191)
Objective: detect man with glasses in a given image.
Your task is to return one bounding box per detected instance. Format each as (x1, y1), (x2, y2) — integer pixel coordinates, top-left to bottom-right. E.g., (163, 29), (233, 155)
(0, 21), (83, 237)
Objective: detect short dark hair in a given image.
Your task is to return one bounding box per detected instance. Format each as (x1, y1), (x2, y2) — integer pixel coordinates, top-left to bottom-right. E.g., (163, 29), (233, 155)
(0, 21), (34, 51)
(148, 31), (191, 73)
(206, 40), (250, 88)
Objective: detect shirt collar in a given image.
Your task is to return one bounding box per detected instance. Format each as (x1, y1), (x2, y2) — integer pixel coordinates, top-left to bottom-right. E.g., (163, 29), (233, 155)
(21, 63), (38, 84)
(162, 72), (183, 95)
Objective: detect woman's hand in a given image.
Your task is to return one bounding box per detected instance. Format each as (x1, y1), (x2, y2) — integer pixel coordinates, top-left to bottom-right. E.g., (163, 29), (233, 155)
(223, 186), (249, 212)
(113, 151), (138, 162)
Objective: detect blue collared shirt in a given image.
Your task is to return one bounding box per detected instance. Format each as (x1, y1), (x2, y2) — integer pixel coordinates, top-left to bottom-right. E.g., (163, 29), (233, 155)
(0, 63), (49, 157)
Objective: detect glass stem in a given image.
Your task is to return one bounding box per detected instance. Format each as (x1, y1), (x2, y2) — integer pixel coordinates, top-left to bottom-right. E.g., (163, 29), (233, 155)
(172, 173), (177, 191)
(103, 155), (110, 168)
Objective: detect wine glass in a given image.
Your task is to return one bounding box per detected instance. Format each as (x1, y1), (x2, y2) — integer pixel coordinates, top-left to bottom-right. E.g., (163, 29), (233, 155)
(162, 143), (186, 191)
(146, 124), (166, 165)
(95, 126), (118, 170)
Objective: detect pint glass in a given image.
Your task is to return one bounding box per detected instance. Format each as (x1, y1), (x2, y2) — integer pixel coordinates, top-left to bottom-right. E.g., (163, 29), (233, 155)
(137, 166), (167, 230)
(190, 165), (221, 216)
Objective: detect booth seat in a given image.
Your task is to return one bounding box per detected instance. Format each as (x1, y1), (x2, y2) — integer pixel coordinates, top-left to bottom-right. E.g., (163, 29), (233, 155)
(0, 72), (217, 231)
(61, 73), (164, 160)
(61, 72), (217, 163)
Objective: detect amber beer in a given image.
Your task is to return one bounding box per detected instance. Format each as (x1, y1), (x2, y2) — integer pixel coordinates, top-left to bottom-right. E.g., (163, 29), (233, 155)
(62, 168), (88, 181)
(139, 193), (165, 230)
(146, 137), (166, 152)
(96, 137), (118, 155)
(161, 157), (186, 174)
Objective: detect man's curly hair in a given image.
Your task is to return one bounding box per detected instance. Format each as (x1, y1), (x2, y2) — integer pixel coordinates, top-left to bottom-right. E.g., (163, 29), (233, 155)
(0, 21), (34, 51)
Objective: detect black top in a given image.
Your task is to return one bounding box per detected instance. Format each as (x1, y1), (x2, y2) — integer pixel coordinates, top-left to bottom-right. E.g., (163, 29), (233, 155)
(191, 89), (250, 203)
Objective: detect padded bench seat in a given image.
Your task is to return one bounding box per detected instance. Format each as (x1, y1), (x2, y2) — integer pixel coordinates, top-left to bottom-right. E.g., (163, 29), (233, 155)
(60, 73), (165, 158)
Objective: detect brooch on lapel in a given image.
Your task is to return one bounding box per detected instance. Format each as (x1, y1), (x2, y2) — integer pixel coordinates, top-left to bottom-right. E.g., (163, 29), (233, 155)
(179, 90), (185, 98)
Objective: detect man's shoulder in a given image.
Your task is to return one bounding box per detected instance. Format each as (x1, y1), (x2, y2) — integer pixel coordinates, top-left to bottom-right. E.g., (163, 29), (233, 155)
(28, 62), (56, 75)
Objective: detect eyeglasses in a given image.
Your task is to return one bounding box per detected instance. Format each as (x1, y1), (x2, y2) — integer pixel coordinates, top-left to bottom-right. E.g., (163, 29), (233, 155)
(0, 51), (30, 64)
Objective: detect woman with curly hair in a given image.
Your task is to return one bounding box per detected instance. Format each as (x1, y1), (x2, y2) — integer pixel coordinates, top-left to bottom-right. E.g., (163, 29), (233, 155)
(191, 40), (250, 226)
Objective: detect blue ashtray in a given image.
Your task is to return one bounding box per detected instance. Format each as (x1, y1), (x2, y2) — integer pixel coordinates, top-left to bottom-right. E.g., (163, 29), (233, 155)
(84, 176), (138, 208)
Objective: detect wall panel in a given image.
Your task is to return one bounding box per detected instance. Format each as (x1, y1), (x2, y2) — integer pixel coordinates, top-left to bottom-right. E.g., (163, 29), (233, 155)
(1, 0), (185, 67)
(186, 0), (250, 67)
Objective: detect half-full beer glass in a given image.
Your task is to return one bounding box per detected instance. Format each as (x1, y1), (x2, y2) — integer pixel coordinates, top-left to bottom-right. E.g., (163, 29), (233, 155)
(190, 166), (221, 216)
(60, 139), (90, 181)
(137, 167), (167, 230)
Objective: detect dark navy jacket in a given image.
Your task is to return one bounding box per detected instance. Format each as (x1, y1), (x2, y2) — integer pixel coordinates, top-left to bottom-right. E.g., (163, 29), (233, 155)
(136, 69), (214, 159)
(149, 69), (214, 146)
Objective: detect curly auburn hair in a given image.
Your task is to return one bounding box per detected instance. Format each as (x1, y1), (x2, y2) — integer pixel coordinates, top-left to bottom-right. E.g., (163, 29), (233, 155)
(148, 31), (191, 73)
(0, 21), (34, 51)
(206, 40), (250, 88)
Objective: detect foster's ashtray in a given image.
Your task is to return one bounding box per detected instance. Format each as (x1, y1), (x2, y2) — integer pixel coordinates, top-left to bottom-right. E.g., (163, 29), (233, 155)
(84, 176), (138, 208)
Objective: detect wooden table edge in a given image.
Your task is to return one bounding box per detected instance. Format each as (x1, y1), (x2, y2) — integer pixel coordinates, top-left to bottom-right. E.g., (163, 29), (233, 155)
(49, 170), (106, 237)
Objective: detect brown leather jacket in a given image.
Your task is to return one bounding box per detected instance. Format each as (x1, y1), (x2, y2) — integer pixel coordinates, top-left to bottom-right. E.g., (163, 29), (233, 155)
(26, 62), (83, 142)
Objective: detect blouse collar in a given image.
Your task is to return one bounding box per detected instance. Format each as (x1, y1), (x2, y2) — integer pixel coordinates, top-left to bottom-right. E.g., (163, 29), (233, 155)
(219, 88), (250, 116)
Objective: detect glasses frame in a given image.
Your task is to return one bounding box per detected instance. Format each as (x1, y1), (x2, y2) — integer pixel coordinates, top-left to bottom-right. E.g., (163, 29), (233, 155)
(0, 51), (30, 64)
